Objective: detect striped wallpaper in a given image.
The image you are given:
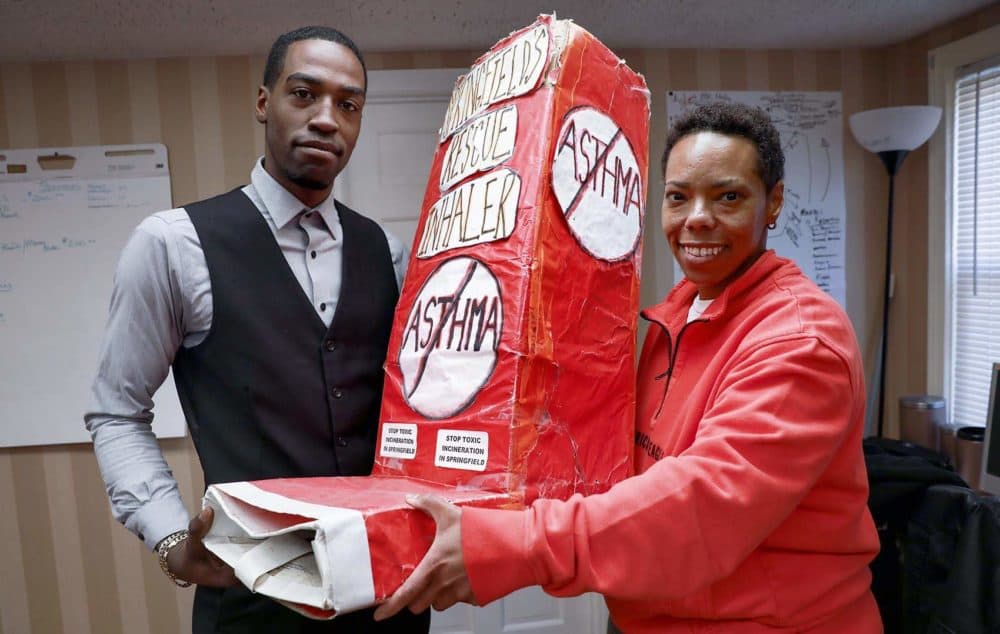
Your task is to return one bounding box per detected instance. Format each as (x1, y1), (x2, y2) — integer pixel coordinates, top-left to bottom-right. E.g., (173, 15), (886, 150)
(1, 5), (998, 632)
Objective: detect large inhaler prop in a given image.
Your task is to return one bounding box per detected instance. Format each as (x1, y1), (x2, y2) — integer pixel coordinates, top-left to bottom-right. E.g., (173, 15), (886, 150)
(202, 15), (650, 618)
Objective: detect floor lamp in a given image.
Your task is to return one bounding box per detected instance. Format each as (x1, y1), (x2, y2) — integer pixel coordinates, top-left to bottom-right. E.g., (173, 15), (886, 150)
(849, 106), (941, 438)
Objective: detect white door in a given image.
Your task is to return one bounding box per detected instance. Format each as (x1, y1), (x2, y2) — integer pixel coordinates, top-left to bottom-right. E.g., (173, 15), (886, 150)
(333, 69), (450, 247)
(334, 68), (608, 634)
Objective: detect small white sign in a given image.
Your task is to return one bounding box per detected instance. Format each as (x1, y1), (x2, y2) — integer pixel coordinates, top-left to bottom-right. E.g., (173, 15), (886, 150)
(399, 256), (502, 419)
(416, 168), (520, 259)
(551, 106), (644, 261)
(435, 430), (489, 472)
(440, 104), (518, 192)
(379, 423), (418, 460)
(440, 24), (549, 141)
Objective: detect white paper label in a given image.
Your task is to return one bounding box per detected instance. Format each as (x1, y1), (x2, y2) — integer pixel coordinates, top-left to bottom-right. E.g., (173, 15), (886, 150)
(440, 24), (549, 141)
(416, 168), (520, 259)
(434, 430), (489, 471)
(399, 256), (502, 419)
(551, 107), (644, 261)
(379, 423), (418, 460)
(440, 104), (518, 191)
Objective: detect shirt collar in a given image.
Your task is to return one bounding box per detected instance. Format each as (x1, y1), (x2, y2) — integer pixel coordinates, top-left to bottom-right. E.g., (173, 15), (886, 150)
(641, 250), (788, 329)
(250, 157), (340, 230)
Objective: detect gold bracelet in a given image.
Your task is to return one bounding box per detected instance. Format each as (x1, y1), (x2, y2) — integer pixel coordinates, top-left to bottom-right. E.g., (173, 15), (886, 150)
(156, 530), (193, 587)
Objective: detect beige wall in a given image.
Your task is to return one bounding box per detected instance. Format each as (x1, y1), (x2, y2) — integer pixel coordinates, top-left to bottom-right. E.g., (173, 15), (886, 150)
(1, 6), (999, 632)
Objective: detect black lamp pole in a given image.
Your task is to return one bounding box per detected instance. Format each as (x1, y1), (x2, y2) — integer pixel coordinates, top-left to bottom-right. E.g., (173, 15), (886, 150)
(875, 149), (909, 438)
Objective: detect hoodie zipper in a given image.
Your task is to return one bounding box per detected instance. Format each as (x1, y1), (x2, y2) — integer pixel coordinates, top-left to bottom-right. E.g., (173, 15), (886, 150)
(653, 318), (707, 418)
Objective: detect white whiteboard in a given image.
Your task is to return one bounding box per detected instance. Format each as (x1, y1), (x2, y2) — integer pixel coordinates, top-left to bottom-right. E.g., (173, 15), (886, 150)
(0, 144), (186, 447)
(667, 91), (847, 306)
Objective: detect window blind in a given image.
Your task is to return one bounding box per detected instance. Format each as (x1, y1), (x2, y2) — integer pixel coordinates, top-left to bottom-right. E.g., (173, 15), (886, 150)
(950, 59), (1000, 426)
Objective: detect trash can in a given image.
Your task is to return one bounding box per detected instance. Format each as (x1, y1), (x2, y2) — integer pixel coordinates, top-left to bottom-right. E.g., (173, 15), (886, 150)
(955, 425), (985, 490)
(898, 395), (945, 451)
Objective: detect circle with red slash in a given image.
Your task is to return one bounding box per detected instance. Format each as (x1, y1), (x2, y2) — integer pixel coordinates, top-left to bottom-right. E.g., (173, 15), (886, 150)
(398, 256), (503, 419)
(551, 106), (644, 261)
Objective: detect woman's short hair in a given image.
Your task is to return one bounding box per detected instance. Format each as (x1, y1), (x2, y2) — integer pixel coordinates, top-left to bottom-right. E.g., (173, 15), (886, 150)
(662, 101), (784, 192)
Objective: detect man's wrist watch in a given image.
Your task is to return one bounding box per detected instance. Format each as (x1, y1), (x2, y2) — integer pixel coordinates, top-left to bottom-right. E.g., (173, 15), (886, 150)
(156, 530), (192, 587)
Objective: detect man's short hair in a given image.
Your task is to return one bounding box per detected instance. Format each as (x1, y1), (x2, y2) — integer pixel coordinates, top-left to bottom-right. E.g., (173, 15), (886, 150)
(263, 26), (367, 90)
(662, 102), (784, 192)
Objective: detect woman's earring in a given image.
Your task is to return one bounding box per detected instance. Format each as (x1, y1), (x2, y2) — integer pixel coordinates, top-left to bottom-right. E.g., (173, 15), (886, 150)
(767, 221), (777, 230)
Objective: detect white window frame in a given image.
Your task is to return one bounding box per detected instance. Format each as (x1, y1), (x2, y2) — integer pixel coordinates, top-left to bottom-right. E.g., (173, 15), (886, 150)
(927, 24), (1000, 412)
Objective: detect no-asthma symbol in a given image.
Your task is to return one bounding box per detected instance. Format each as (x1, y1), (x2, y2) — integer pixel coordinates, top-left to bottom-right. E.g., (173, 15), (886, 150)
(399, 256), (502, 419)
(551, 107), (643, 261)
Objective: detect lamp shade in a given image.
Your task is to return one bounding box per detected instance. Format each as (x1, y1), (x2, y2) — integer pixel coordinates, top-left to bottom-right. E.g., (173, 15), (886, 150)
(849, 106), (942, 154)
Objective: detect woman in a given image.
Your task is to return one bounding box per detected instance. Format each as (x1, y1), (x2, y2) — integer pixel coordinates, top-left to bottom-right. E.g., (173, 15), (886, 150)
(375, 102), (882, 633)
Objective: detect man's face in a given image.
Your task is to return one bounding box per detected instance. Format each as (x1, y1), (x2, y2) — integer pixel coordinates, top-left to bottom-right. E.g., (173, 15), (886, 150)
(662, 131), (783, 300)
(256, 39), (365, 206)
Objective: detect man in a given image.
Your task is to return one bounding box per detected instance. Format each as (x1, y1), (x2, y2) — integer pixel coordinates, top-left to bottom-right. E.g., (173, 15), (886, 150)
(374, 102), (881, 632)
(86, 26), (430, 633)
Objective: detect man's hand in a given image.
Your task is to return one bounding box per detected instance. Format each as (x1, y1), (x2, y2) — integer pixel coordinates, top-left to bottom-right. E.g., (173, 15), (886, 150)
(165, 507), (239, 587)
(373, 495), (474, 620)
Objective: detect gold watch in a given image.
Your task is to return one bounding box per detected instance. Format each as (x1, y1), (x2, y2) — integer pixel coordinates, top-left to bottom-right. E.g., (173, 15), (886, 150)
(156, 530), (192, 587)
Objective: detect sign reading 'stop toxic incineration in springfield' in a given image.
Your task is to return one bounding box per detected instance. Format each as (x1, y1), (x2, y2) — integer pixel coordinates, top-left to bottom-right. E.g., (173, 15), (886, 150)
(202, 15), (650, 620)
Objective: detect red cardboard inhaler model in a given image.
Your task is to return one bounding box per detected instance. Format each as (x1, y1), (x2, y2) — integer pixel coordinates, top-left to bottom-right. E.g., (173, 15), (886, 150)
(202, 14), (650, 619)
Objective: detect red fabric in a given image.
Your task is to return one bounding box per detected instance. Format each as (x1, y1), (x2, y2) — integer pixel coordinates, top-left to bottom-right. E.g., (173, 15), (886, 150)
(233, 477), (517, 617)
(463, 251), (882, 632)
(375, 15), (646, 502)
